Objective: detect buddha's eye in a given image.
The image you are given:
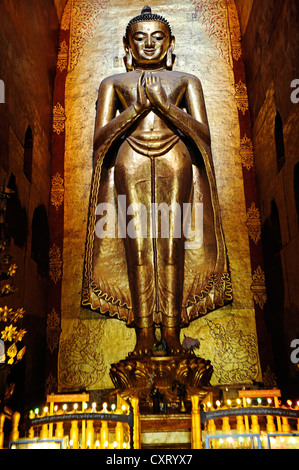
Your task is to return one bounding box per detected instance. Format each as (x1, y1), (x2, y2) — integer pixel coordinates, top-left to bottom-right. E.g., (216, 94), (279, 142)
(133, 34), (146, 42)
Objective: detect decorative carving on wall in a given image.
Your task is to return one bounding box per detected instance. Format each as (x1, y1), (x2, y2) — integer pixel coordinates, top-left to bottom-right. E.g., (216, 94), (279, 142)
(49, 244), (62, 284)
(47, 308), (62, 353)
(67, 0), (108, 72)
(240, 134), (255, 170)
(234, 81), (249, 115)
(206, 317), (260, 383)
(60, 0), (72, 31)
(57, 40), (69, 72)
(53, 103), (66, 135)
(51, 173), (65, 211)
(251, 266), (267, 309)
(193, 0), (231, 66)
(227, 0), (242, 61)
(59, 320), (106, 390)
(45, 372), (57, 395)
(245, 202), (261, 245)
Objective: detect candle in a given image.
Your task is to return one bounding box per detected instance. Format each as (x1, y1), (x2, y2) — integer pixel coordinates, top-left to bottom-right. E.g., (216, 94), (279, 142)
(102, 402), (108, 413)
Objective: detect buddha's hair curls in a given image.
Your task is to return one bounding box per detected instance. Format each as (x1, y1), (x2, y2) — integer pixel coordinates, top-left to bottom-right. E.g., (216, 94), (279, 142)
(126, 6), (172, 38)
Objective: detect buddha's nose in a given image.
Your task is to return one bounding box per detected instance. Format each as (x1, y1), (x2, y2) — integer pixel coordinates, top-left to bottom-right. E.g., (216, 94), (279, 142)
(145, 35), (154, 48)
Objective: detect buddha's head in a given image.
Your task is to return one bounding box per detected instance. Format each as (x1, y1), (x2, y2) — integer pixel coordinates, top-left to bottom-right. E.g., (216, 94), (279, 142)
(123, 6), (175, 71)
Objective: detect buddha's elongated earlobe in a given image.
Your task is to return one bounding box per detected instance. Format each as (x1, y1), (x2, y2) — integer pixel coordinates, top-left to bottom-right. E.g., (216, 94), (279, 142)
(123, 36), (134, 72)
(166, 37), (175, 70)
(166, 46), (173, 69)
(125, 48), (133, 71)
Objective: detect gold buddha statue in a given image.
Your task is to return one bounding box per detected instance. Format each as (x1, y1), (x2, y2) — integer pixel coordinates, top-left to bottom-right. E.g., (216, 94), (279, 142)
(82, 6), (232, 356)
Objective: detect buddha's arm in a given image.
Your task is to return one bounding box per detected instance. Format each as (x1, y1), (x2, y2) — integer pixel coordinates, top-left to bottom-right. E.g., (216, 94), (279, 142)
(94, 75), (149, 157)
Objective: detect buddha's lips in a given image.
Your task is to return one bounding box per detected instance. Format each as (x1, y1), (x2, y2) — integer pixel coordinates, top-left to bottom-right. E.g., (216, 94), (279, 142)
(144, 49), (156, 55)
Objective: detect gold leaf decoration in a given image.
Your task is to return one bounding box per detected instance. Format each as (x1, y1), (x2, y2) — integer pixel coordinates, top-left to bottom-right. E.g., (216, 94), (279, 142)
(57, 40), (69, 72)
(206, 317), (260, 383)
(251, 266), (267, 309)
(46, 308), (61, 353)
(59, 320), (106, 390)
(227, 0), (242, 61)
(17, 346), (26, 362)
(245, 202), (261, 244)
(240, 134), (255, 170)
(7, 343), (17, 364)
(194, 0), (231, 66)
(53, 103), (66, 135)
(234, 81), (249, 115)
(45, 373), (58, 395)
(49, 244), (62, 284)
(60, 0), (72, 31)
(51, 173), (65, 211)
(67, 0), (109, 72)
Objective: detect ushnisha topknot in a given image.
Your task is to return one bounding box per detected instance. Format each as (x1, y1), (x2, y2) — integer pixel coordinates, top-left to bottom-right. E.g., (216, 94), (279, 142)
(125, 5), (172, 39)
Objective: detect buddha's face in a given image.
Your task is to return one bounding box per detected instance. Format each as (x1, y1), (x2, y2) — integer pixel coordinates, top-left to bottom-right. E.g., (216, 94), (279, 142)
(126, 21), (174, 68)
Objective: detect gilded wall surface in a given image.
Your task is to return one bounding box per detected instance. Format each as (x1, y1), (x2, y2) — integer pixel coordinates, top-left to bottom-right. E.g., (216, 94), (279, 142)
(53, 0), (263, 392)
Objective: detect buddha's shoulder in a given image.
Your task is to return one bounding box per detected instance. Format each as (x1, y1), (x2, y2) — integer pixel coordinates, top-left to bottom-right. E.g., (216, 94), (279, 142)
(99, 72), (129, 87)
(98, 70), (202, 86)
(169, 70), (202, 84)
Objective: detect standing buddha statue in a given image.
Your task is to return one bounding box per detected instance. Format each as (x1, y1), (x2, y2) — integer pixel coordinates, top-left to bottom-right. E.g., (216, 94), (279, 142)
(82, 6), (232, 355)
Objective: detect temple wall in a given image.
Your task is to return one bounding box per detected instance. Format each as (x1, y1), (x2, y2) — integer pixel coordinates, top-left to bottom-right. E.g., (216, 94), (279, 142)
(238, 0), (299, 396)
(0, 0), (62, 409)
(50, 0), (265, 393)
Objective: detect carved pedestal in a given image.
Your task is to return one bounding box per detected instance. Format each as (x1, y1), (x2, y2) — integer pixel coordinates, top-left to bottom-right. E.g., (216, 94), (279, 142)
(109, 353), (213, 405)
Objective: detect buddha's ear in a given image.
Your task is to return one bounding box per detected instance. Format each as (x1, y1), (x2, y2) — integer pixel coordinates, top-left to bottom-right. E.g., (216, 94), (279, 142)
(123, 36), (129, 51)
(123, 36), (133, 71)
(166, 36), (176, 70)
(170, 35), (175, 51)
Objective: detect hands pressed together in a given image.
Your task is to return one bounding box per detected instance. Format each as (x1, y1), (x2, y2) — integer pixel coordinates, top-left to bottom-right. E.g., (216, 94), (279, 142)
(134, 71), (169, 114)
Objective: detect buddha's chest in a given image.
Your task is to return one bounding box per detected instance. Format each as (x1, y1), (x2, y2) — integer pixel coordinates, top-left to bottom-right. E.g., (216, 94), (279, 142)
(115, 74), (186, 108)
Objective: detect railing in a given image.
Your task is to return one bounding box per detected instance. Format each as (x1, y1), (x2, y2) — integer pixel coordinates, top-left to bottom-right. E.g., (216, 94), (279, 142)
(197, 390), (299, 449)
(6, 393), (140, 450)
(0, 410), (21, 449)
(3, 389), (299, 449)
